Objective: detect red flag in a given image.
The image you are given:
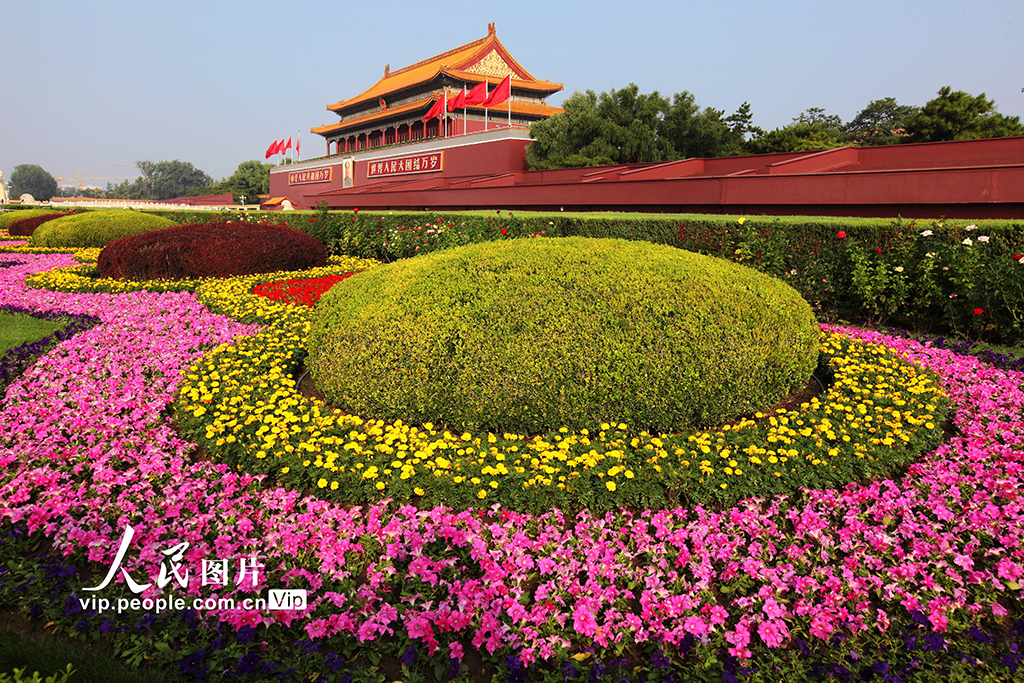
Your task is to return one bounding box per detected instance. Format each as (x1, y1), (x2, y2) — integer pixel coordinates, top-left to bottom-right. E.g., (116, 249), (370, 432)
(265, 140), (277, 159)
(284, 136), (293, 153)
(296, 134), (301, 159)
(422, 97), (445, 122)
(482, 75), (511, 108)
(465, 81), (488, 106)
(273, 138), (286, 155)
(448, 86), (467, 112)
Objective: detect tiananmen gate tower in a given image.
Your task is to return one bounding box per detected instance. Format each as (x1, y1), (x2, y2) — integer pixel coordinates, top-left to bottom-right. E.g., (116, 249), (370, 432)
(312, 22), (563, 154)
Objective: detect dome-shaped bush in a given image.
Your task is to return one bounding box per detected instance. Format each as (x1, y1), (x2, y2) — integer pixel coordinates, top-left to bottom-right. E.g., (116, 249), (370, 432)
(97, 221), (327, 281)
(31, 210), (177, 248)
(7, 212), (67, 237)
(0, 209), (59, 233)
(308, 237), (819, 434)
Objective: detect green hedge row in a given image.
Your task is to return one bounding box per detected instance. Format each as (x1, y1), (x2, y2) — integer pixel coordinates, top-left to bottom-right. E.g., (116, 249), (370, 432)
(134, 207), (1024, 344)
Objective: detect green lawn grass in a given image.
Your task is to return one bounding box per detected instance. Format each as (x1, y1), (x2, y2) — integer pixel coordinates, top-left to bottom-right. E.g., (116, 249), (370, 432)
(0, 314), (65, 355)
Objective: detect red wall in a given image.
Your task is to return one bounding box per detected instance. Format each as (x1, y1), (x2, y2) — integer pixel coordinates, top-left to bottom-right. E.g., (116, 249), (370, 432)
(272, 135), (1024, 219)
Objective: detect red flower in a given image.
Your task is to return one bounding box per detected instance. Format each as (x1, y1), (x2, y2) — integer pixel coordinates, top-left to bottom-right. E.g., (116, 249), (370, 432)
(876, 248), (882, 254)
(1014, 254), (1024, 262)
(836, 231), (846, 239)
(353, 207), (359, 213)
(974, 308), (984, 315)
(500, 228), (508, 235)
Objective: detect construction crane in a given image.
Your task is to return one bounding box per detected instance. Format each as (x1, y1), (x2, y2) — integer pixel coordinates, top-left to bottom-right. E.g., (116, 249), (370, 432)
(56, 170), (137, 190)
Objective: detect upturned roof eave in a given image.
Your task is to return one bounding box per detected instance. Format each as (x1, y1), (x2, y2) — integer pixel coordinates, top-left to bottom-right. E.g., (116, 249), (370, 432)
(324, 28), (561, 115)
(312, 99), (565, 137)
(328, 71), (563, 118)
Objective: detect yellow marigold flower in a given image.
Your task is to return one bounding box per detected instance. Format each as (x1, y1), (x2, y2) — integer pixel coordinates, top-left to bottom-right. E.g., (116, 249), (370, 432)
(606, 481), (616, 492)
(477, 490), (487, 499)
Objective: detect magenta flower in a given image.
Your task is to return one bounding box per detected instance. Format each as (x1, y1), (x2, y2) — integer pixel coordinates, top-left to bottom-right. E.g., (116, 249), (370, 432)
(2, 250), (1024, 672)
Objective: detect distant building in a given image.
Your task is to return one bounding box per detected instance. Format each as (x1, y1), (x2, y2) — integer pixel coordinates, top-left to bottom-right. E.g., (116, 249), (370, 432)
(311, 22), (563, 155)
(270, 24), (564, 209)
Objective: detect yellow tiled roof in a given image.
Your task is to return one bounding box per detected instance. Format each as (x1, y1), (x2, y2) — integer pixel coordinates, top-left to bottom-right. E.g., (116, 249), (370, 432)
(326, 27), (562, 113)
(312, 97), (435, 135)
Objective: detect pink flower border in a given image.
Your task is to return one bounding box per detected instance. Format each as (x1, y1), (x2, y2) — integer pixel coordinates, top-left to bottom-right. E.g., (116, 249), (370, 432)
(1, 252), (1022, 664)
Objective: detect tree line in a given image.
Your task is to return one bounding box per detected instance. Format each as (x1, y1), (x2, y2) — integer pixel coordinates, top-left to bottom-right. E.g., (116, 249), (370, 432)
(7, 85), (1022, 201)
(526, 85), (1024, 169)
(5, 160), (273, 203)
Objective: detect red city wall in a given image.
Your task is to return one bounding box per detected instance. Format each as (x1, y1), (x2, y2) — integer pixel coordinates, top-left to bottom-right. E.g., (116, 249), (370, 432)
(270, 134), (1024, 219)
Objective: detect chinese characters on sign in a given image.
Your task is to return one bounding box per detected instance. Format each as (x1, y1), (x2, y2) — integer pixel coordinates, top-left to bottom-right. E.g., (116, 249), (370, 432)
(287, 167), (332, 185)
(367, 152), (443, 179)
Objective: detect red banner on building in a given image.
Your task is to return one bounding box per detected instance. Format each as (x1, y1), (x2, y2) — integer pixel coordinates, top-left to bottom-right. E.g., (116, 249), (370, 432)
(288, 167), (333, 185)
(367, 152), (443, 178)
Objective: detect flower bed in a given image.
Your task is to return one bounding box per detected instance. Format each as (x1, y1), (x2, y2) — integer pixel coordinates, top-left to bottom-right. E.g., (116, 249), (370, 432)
(1, 252), (1023, 681)
(177, 280), (949, 511)
(0, 305), (101, 391)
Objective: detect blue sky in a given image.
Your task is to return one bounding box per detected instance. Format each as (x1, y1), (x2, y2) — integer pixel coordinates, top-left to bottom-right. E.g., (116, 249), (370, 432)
(2, 0), (1021, 189)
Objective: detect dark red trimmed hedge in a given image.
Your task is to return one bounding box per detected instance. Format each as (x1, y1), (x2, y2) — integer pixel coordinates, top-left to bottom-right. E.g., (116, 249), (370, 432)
(97, 221), (327, 280)
(7, 213), (67, 237)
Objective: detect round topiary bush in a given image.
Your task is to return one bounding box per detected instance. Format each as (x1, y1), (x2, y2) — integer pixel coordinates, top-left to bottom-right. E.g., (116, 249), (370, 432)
(308, 237), (819, 435)
(7, 212), (67, 237)
(97, 221), (327, 281)
(31, 210), (177, 248)
(0, 209), (59, 233)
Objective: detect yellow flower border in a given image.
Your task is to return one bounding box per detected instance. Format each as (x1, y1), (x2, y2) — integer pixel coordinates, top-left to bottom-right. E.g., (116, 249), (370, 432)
(25, 255), (371, 295)
(173, 268), (949, 512)
(22, 252), (948, 512)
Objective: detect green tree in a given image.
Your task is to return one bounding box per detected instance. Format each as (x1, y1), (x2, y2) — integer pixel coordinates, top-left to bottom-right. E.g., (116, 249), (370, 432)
(135, 160), (213, 200)
(527, 90), (621, 169)
(903, 86), (1024, 142)
(659, 93), (749, 158)
(845, 97), (919, 145)
(105, 177), (146, 200)
(221, 160), (273, 203)
(724, 101), (755, 150)
(594, 84), (674, 164)
(743, 107), (846, 154)
(528, 85), (676, 169)
(9, 164), (58, 201)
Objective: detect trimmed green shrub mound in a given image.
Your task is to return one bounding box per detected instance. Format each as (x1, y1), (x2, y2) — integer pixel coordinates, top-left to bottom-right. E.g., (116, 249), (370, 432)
(308, 237), (819, 434)
(31, 210), (176, 248)
(0, 209), (58, 232)
(7, 213), (66, 237)
(96, 221), (327, 281)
